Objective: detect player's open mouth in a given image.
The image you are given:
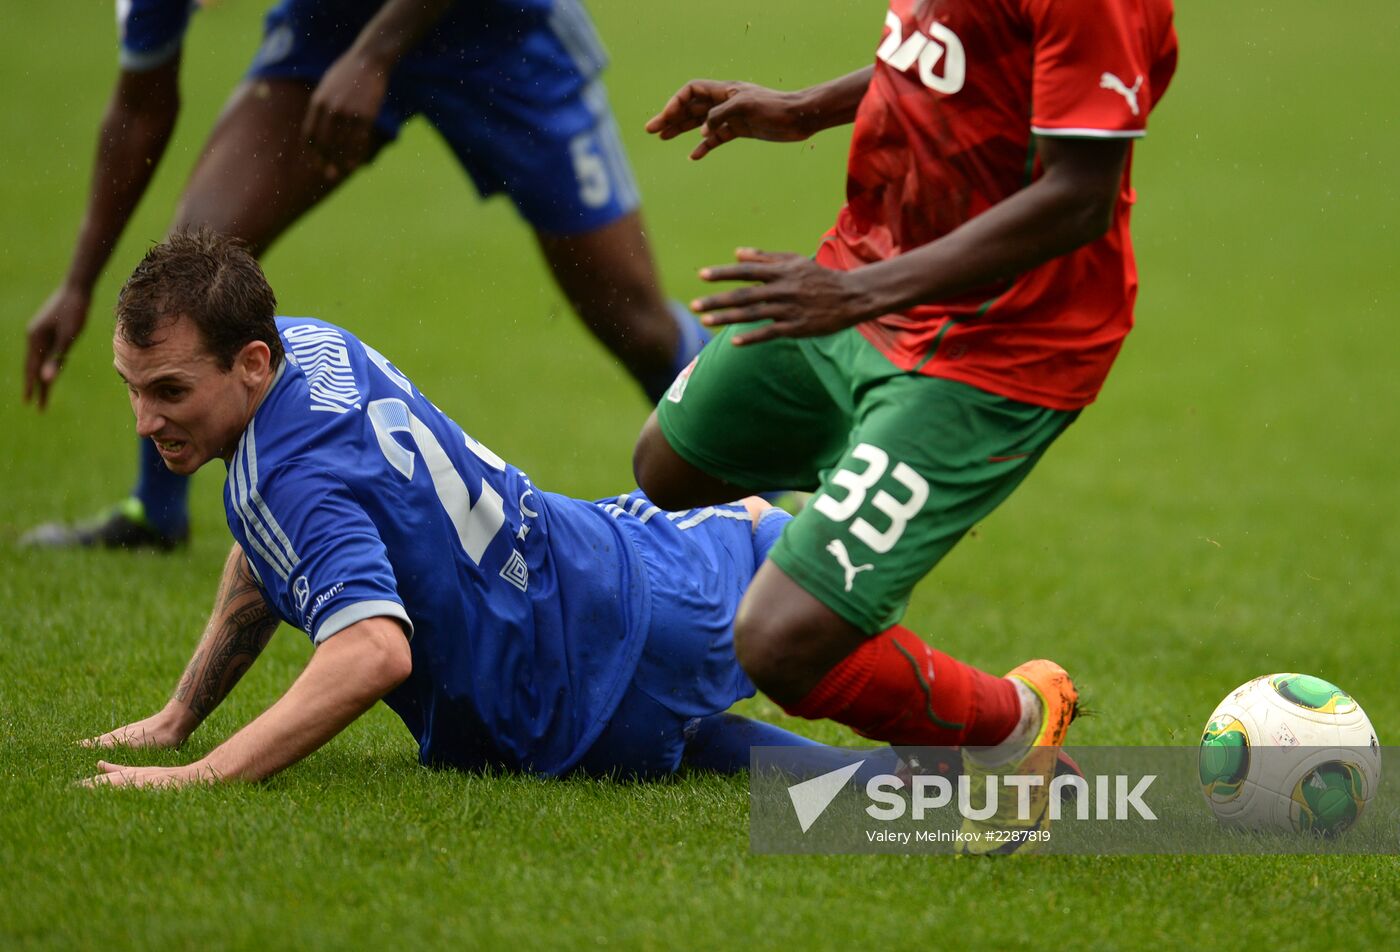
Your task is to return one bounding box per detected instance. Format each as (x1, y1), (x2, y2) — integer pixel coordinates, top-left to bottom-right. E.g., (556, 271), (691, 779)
(155, 439), (186, 455)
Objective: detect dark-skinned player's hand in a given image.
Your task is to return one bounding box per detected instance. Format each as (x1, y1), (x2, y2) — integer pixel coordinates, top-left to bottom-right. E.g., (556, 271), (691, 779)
(645, 80), (813, 160)
(301, 51), (388, 176)
(23, 284), (90, 409)
(691, 249), (875, 346)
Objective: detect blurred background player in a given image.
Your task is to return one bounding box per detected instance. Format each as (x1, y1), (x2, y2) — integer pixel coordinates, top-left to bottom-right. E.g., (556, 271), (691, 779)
(635, 0), (1178, 852)
(22, 0), (707, 550)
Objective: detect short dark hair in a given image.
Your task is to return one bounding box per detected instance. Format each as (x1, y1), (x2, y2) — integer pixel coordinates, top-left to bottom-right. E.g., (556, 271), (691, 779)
(115, 227), (282, 370)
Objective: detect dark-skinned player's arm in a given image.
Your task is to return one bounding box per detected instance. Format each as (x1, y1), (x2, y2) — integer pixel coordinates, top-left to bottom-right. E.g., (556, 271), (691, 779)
(82, 544), (281, 751)
(645, 67), (873, 161)
(688, 135), (1132, 346)
(23, 56), (181, 409)
(302, 0), (458, 168)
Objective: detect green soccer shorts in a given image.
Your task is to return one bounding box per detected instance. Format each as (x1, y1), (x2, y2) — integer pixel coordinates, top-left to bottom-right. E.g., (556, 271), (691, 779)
(657, 323), (1079, 633)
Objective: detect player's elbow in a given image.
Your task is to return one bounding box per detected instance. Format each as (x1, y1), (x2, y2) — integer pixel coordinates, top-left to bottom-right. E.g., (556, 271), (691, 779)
(352, 619), (414, 695)
(1060, 189), (1118, 248)
(376, 628), (414, 692)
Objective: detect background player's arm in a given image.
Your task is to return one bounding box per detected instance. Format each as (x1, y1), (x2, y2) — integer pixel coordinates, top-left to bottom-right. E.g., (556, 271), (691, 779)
(692, 135), (1132, 345)
(646, 67), (872, 161)
(84, 616), (412, 788)
(302, 0), (458, 166)
(83, 543), (278, 750)
(23, 58), (181, 408)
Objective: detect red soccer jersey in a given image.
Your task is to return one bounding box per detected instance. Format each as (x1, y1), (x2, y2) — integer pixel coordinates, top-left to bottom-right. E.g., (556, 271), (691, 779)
(816, 0), (1178, 410)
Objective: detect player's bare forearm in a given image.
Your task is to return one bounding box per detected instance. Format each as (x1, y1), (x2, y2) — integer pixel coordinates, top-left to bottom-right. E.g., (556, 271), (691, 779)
(790, 67), (873, 134)
(351, 0), (457, 69)
(169, 545), (280, 728)
(66, 61), (181, 294)
(79, 545), (275, 751)
(842, 137), (1131, 316)
(692, 136), (1131, 345)
(305, 1), (454, 164)
(647, 68), (871, 160)
(200, 617), (412, 782)
(26, 62), (181, 407)
(86, 618), (411, 788)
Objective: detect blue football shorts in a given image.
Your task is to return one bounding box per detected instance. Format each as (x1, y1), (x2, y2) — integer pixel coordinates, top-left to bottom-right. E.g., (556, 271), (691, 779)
(571, 498), (792, 778)
(246, 1), (641, 235)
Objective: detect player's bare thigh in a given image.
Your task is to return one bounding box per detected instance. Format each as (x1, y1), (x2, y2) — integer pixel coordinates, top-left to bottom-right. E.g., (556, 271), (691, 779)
(171, 79), (387, 253)
(634, 409), (757, 511)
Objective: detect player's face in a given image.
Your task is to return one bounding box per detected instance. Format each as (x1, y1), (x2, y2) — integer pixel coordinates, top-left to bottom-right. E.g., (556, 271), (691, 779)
(113, 316), (272, 475)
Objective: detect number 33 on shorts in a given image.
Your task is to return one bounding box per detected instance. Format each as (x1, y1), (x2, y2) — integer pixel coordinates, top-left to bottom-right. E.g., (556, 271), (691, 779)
(812, 443), (929, 554)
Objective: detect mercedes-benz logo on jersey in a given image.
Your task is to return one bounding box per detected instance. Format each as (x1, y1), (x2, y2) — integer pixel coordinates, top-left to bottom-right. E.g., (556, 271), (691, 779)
(293, 575), (311, 613)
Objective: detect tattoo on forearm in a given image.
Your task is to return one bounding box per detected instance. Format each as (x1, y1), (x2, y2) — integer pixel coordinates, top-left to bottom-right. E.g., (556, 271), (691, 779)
(173, 556), (279, 722)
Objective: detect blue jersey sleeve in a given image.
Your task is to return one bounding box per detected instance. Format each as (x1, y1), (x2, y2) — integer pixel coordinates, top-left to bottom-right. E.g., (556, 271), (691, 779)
(228, 449), (412, 646)
(116, 0), (195, 71)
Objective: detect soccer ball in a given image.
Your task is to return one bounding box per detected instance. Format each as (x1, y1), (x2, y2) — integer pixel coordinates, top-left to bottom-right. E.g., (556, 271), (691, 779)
(1198, 673), (1381, 835)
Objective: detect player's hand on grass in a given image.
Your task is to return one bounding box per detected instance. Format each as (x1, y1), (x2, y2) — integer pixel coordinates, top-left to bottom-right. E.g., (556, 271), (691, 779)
(81, 706), (195, 750)
(80, 760), (219, 790)
(23, 285), (90, 409)
(692, 248), (874, 345)
(302, 51), (388, 175)
(646, 80), (813, 160)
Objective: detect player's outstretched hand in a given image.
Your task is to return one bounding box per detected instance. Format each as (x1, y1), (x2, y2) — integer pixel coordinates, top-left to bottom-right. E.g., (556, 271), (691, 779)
(646, 80), (813, 160)
(692, 249), (875, 346)
(81, 709), (192, 751)
(302, 51), (388, 176)
(23, 285), (90, 410)
(80, 760), (219, 789)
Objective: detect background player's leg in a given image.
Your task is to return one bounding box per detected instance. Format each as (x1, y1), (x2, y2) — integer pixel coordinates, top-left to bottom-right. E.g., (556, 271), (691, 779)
(535, 211), (707, 404)
(172, 79), (386, 252)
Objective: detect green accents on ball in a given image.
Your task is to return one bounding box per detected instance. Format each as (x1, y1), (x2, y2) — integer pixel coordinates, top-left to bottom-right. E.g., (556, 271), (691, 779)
(1291, 762), (1366, 835)
(1200, 717), (1250, 801)
(1269, 674), (1357, 715)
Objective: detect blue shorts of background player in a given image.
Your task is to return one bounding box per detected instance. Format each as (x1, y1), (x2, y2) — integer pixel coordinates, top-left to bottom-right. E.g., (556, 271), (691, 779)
(250, 0), (639, 236)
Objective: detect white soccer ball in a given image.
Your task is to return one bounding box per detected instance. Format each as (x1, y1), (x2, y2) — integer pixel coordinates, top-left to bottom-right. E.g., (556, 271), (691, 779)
(1198, 673), (1381, 835)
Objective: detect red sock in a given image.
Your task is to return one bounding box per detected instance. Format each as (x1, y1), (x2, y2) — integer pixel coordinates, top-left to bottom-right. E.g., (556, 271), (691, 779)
(783, 625), (1021, 747)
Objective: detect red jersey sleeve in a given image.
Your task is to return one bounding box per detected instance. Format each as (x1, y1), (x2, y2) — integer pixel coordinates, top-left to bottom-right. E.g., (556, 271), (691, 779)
(1024, 0), (1177, 138)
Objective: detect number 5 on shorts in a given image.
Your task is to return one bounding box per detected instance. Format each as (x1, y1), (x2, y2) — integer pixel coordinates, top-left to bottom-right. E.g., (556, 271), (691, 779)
(812, 443), (929, 554)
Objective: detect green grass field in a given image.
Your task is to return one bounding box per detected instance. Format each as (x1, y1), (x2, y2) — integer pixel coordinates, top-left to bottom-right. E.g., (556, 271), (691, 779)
(3, 1), (1399, 947)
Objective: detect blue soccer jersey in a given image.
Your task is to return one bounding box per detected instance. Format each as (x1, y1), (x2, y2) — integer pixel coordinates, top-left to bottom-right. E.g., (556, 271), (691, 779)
(224, 317), (652, 775)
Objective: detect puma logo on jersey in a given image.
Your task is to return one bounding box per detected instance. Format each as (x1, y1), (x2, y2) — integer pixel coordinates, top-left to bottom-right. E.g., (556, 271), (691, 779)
(1099, 72), (1144, 116)
(827, 539), (875, 592)
(876, 11), (965, 95)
